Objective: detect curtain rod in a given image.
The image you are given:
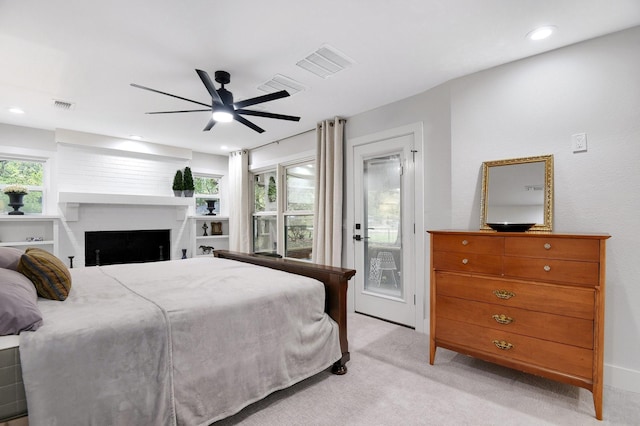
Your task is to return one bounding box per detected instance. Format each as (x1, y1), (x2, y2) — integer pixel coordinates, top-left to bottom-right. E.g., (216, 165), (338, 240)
(249, 118), (347, 152)
(249, 128), (314, 152)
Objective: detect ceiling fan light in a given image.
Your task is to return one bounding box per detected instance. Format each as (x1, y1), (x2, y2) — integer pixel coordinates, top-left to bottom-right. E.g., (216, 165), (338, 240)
(212, 110), (233, 123)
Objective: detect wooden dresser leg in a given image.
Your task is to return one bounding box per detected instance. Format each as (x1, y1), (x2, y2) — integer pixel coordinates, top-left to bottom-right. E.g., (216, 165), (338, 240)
(593, 387), (603, 420)
(331, 360), (347, 375)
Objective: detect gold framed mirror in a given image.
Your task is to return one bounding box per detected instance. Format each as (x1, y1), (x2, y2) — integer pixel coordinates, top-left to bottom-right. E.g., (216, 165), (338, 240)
(480, 155), (554, 231)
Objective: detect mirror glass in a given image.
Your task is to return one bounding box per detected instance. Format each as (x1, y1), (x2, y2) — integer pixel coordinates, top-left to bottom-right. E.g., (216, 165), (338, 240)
(480, 155), (553, 231)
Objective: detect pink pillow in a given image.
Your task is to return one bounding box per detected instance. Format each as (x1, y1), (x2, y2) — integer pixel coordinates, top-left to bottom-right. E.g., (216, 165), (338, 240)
(0, 247), (24, 270)
(0, 268), (43, 335)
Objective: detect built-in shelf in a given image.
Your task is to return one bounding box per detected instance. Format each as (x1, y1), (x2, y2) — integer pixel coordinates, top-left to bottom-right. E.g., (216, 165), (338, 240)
(58, 192), (194, 221)
(190, 215), (229, 257)
(0, 215), (59, 256)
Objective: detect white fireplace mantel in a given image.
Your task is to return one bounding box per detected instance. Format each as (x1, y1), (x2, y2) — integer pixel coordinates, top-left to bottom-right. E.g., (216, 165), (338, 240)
(58, 192), (194, 221)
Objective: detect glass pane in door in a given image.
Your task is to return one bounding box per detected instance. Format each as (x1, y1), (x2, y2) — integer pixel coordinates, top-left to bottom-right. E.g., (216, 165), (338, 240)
(363, 154), (402, 298)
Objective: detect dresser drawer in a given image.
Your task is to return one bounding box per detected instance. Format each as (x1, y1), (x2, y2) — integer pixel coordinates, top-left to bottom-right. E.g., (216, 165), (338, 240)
(433, 252), (502, 275)
(436, 295), (594, 349)
(505, 237), (600, 261)
(432, 234), (503, 255)
(503, 257), (599, 286)
(435, 272), (594, 320)
(436, 317), (593, 379)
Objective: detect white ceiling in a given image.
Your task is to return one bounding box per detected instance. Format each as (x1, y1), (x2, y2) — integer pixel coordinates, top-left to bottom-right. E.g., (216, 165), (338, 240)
(1, 0), (639, 155)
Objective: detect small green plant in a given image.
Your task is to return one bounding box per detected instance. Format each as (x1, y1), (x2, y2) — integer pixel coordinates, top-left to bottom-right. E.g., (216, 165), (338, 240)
(172, 170), (184, 191)
(183, 167), (195, 191)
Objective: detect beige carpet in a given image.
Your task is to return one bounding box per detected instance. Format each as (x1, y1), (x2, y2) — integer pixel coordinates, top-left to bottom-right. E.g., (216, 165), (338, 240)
(215, 313), (640, 425)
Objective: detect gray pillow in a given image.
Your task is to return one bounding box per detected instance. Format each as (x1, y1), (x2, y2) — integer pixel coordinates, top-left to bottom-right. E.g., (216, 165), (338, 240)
(0, 247), (23, 270)
(0, 268), (43, 335)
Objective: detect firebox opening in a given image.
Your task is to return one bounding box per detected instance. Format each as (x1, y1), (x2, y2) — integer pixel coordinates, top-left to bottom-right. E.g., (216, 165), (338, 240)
(85, 229), (170, 266)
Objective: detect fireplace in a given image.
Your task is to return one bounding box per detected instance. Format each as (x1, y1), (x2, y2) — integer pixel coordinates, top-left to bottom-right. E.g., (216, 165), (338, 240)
(85, 229), (170, 266)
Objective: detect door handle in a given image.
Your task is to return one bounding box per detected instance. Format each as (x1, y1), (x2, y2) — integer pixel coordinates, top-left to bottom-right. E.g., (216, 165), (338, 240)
(353, 235), (369, 241)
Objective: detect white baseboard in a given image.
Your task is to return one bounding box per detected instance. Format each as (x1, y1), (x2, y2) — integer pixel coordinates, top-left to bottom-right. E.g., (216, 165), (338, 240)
(605, 363), (640, 393)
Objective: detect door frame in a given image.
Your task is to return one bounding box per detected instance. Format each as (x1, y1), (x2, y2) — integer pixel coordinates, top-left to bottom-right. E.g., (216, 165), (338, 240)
(344, 122), (425, 332)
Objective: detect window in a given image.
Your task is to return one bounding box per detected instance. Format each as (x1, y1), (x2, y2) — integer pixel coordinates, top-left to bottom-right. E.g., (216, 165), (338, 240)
(0, 158), (45, 214)
(193, 174), (221, 215)
(252, 161), (315, 260)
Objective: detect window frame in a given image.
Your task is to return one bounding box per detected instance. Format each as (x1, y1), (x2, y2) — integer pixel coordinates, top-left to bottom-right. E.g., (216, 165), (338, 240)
(251, 157), (315, 260)
(0, 155), (50, 215)
(192, 172), (222, 216)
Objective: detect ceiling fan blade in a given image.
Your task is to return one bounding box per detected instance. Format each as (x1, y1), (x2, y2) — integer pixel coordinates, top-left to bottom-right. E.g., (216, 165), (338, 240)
(234, 115), (265, 133)
(130, 83), (211, 108)
(233, 90), (290, 109)
(195, 69), (224, 105)
(235, 109), (300, 122)
(203, 117), (216, 131)
(146, 109), (211, 114)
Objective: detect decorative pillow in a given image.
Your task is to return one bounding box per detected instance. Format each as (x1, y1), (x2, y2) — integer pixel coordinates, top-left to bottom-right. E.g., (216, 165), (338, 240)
(18, 248), (72, 301)
(0, 268), (43, 335)
(0, 247), (24, 270)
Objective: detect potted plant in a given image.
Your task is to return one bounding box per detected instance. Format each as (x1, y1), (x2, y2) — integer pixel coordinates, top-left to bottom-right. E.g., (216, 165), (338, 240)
(3, 184), (29, 215)
(172, 170), (184, 197)
(183, 166), (195, 197)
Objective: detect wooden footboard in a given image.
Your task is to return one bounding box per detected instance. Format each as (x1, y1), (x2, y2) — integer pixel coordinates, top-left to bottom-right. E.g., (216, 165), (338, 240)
(213, 250), (355, 374)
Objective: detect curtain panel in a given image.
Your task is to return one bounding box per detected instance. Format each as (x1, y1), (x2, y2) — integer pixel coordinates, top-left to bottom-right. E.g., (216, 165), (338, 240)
(228, 150), (251, 252)
(312, 117), (345, 266)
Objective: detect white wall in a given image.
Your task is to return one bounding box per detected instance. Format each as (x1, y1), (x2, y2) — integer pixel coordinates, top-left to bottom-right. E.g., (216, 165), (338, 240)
(345, 25), (640, 392)
(449, 26), (640, 392)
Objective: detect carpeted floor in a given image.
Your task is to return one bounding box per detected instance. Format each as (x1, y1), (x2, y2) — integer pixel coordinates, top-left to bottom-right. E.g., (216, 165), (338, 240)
(215, 313), (640, 425)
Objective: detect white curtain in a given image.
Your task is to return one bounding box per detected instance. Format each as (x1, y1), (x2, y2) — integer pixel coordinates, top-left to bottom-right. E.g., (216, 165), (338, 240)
(228, 150), (251, 252)
(312, 117), (344, 266)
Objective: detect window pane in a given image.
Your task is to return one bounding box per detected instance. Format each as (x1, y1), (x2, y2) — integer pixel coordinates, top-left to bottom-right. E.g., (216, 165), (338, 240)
(254, 171), (277, 212)
(195, 198), (219, 215)
(0, 159), (43, 186)
(286, 164), (314, 211)
(253, 215), (277, 253)
(194, 176), (219, 195)
(1, 190), (43, 214)
(0, 159), (44, 214)
(285, 215), (313, 260)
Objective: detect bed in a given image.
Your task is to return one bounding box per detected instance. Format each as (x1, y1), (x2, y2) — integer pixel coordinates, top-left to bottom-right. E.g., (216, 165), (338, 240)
(2, 250), (354, 425)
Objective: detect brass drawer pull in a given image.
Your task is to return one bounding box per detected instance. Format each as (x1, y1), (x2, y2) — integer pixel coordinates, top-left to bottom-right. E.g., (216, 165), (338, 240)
(544, 243), (551, 250)
(492, 314), (514, 325)
(493, 289), (515, 300)
(462, 239), (469, 246)
(493, 340), (513, 350)
(462, 258), (469, 265)
(544, 265), (551, 272)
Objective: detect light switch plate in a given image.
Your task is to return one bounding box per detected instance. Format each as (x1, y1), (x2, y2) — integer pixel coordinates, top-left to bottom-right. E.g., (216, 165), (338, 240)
(572, 133), (587, 152)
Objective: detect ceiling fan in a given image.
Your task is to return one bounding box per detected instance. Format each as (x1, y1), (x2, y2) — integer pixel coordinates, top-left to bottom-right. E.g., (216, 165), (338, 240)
(131, 69), (300, 133)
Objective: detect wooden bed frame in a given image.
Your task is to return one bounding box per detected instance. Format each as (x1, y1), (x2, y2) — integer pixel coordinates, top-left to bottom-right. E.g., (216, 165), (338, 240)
(214, 250), (355, 374)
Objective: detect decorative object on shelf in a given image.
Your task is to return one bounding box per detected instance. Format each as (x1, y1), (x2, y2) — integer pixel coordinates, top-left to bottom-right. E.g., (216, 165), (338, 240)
(205, 199), (217, 215)
(68, 256), (74, 268)
(181, 249), (187, 259)
(202, 222), (208, 236)
(3, 184), (29, 215)
(183, 167), (195, 197)
(172, 170), (184, 197)
(486, 222), (535, 232)
(199, 245), (214, 255)
(210, 222), (223, 235)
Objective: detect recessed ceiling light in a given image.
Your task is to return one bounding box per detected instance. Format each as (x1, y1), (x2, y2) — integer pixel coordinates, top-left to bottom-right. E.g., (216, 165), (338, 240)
(8, 107), (25, 114)
(527, 26), (556, 41)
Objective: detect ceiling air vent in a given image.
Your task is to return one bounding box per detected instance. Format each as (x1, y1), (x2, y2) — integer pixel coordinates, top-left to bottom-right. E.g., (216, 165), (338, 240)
(52, 99), (75, 110)
(258, 74), (305, 95)
(296, 44), (354, 78)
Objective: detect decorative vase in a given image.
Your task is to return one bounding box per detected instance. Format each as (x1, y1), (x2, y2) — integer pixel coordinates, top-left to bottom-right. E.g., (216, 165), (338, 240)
(205, 199), (217, 215)
(173, 190), (182, 197)
(183, 190), (194, 197)
(181, 249), (187, 259)
(7, 193), (26, 215)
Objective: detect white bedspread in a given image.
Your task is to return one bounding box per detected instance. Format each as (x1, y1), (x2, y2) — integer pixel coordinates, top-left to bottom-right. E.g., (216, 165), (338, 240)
(19, 257), (342, 426)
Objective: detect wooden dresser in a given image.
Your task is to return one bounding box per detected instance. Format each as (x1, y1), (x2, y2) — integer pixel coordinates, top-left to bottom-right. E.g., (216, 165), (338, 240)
(428, 230), (609, 420)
